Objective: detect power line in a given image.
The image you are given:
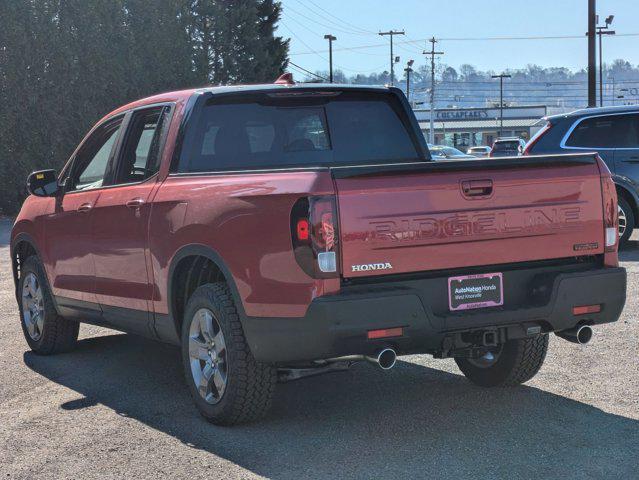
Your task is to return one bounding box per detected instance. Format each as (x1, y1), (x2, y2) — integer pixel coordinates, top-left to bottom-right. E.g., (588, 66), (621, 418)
(283, 2), (371, 37)
(281, 23), (328, 61)
(288, 61), (328, 81)
(290, 32), (639, 56)
(303, 0), (377, 35)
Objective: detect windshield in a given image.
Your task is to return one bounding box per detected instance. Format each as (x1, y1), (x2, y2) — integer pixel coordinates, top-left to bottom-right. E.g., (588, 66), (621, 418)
(431, 146), (465, 156)
(492, 141), (520, 152)
(178, 91), (422, 172)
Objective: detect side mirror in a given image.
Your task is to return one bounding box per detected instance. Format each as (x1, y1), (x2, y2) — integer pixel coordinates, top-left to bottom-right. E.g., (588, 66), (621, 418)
(27, 169), (59, 197)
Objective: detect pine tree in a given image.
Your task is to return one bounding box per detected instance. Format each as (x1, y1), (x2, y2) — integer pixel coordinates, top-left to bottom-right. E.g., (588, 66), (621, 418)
(0, 0), (290, 214)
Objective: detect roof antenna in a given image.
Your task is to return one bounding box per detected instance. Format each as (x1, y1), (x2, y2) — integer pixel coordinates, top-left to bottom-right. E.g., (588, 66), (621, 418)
(274, 73), (294, 85)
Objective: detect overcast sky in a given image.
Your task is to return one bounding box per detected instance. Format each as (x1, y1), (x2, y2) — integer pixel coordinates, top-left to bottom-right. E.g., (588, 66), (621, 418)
(279, 0), (639, 76)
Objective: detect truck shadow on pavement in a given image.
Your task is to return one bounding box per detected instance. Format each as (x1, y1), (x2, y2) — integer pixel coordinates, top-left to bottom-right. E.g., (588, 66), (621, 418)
(24, 333), (639, 479)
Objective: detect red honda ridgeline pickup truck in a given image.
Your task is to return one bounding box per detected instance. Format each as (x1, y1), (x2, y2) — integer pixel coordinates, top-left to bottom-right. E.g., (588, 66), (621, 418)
(12, 80), (626, 425)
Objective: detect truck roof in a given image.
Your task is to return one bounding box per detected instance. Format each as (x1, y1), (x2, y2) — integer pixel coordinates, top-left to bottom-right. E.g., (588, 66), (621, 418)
(106, 82), (393, 123)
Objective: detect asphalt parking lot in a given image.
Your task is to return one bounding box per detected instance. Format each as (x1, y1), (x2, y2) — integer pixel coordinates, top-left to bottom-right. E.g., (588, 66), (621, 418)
(0, 217), (637, 479)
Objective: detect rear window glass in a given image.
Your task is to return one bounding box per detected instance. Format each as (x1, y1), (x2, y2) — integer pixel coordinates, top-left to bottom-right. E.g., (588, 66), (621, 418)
(178, 92), (420, 172)
(566, 114), (639, 148)
(492, 141), (519, 152)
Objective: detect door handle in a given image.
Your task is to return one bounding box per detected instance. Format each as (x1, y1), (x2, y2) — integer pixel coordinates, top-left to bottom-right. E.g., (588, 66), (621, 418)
(461, 179), (493, 197)
(77, 203), (93, 213)
(126, 198), (145, 209)
(622, 156), (639, 164)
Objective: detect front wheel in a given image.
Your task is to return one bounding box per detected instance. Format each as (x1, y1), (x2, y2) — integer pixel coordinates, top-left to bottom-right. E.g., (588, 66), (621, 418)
(455, 334), (549, 387)
(181, 283), (277, 425)
(18, 256), (79, 354)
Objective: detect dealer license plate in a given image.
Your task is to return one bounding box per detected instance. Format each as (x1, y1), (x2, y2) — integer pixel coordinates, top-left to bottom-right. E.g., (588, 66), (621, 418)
(448, 272), (503, 311)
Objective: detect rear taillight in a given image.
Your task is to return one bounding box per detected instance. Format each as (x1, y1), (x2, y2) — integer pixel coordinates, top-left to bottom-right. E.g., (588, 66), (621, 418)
(522, 120), (552, 155)
(597, 156), (619, 266)
(291, 196), (339, 278)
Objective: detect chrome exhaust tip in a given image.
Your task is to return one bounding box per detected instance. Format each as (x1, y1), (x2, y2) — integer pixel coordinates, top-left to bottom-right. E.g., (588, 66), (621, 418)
(317, 349), (398, 370)
(375, 348), (397, 370)
(556, 325), (593, 345)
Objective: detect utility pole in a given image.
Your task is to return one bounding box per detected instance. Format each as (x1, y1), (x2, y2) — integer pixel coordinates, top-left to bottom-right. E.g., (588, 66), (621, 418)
(323, 34), (337, 83)
(491, 73), (511, 137)
(379, 30), (404, 85)
(404, 59), (414, 103)
(596, 15), (615, 106)
(587, 0), (597, 107)
(423, 37), (443, 144)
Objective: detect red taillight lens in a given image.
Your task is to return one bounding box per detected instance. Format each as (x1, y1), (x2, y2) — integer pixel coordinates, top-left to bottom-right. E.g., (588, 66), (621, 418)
(296, 218), (310, 241)
(523, 120), (552, 156)
(291, 196), (339, 278)
(573, 304), (601, 316)
(367, 327), (403, 340)
(599, 162), (618, 251)
(596, 156), (619, 267)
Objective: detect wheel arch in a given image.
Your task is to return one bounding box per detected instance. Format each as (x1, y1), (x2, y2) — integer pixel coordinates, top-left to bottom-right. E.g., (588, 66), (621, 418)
(167, 244), (247, 339)
(614, 181), (638, 222)
(10, 233), (42, 304)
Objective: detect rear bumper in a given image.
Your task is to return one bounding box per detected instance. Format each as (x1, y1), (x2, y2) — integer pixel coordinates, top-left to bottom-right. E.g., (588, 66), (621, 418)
(242, 263), (626, 364)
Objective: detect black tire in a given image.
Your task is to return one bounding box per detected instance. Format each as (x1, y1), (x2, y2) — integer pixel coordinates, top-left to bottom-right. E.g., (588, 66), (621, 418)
(18, 256), (79, 355)
(181, 283), (277, 425)
(618, 195), (634, 246)
(455, 335), (549, 387)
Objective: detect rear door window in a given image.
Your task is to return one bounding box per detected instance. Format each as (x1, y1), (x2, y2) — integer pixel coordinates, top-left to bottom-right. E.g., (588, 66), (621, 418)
(566, 114), (639, 148)
(178, 92), (420, 172)
(114, 106), (170, 184)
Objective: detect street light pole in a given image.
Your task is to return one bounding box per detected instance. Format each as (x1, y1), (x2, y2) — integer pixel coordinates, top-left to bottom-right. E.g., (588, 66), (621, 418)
(596, 15), (615, 106)
(587, 0), (597, 107)
(423, 37), (444, 144)
(492, 73), (511, 137)
(379, 30), (404, 85)
(323, 34), (337, 83)
(404, 59), (414, 103)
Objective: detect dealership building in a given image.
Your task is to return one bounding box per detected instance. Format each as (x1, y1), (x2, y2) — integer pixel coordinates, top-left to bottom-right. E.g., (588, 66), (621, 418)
(414, 105), (547, 150)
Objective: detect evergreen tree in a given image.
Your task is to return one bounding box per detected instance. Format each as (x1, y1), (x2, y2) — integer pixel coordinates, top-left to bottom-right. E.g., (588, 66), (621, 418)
(0, 0), (290, 215)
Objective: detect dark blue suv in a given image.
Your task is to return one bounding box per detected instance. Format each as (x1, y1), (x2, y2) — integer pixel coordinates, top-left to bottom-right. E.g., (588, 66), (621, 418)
(524, 105), (639, 244)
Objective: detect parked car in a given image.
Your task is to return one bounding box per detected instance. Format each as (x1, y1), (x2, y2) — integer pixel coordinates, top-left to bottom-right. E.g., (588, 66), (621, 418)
(467, 145), (492, 157)
(523, 105), (639, 244)
(430, 145), (475, 159)
(11, 80), (626, 425)
(490, 137), (526, 157)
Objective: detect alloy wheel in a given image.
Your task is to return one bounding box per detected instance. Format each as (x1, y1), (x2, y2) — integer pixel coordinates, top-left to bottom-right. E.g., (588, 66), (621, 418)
(188, 308), (228, 404)
(618, 204), (627, 238)
(22, 272), (44, 341)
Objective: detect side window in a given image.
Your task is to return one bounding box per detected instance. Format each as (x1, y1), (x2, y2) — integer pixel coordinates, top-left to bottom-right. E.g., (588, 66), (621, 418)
(115, 106), (168, 184)
(566, 114), (638, 148)
(70, 118), (123, 191)
(617, 114), (639, 148)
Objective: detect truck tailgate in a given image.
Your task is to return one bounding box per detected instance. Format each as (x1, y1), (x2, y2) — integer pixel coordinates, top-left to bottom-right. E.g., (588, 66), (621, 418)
(332, 155), (605, 278)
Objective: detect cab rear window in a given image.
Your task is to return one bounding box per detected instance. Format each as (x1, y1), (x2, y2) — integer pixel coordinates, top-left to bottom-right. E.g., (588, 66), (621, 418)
(177, 92), (421, 172)
(492, 141), (519, 152)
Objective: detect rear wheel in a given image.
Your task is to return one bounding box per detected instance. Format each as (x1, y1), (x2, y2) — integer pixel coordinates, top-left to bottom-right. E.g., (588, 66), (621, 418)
(455, 334), (549, 387)
(617, 196), (634, 246)
(18, 256), (79, 354)
(181, 283), (276, 425)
